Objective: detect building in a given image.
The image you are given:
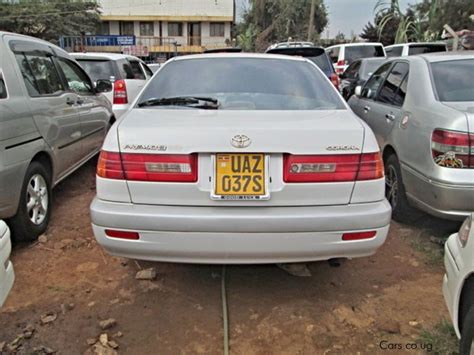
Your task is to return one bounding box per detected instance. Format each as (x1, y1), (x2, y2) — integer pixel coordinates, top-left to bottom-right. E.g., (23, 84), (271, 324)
(95, 0), (235, 59)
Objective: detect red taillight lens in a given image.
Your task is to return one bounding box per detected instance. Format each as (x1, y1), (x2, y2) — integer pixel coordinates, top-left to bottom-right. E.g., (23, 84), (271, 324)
(336, 60), (347, 74)
(97, 151), (124, 179)
(431, 129), (473, 168)
(330, 73), (340, 90)
(113, 79), (128, 104)
(97, 151), (198, 182)
(342, 231), (377, 241)
(105, 229), (140, 240)
(283, 152), (383, 183)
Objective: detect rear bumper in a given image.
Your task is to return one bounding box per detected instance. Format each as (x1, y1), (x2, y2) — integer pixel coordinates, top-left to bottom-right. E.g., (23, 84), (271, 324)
(91, 198), (392, 264)
(0, 222), (14, 307)
(403, 167), (474, 221)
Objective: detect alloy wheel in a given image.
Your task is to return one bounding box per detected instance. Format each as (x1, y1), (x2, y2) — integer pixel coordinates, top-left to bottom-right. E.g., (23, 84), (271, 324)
(385, 165), (398, 209)
(26, 174), (48, 225)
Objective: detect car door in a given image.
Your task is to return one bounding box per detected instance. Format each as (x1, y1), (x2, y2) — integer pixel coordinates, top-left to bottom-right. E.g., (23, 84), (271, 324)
(340, 60), (361, 99)
(124, 59), (147, 102)
(364, 62), (409, 148)
(9, 40), (82, 176)
(55, 56), (110, 158)
(350, 62), (392, 121)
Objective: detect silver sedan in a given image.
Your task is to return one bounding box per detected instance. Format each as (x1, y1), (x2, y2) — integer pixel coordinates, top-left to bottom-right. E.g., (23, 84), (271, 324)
(349, 52), (474, 222)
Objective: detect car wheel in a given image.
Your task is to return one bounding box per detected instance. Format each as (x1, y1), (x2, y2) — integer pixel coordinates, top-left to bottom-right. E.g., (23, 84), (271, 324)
(385, 154), (422, 223)
(9, 161), (52, 242)
(460, 306), (474, 355)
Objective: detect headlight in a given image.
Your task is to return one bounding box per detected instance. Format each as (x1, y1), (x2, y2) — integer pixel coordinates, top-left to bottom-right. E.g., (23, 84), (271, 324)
(458, 216), (472, 248)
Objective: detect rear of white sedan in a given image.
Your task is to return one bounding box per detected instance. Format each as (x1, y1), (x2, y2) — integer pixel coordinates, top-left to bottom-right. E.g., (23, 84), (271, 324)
(0, 220), (14, 307)
(91, 53), (391, 264)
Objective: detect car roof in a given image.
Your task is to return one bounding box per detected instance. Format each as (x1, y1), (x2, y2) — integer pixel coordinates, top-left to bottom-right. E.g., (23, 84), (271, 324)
(418, 50), (474, 63)
(266, 46), (326, 55)
(70, 52), (142, 61)
(0, 31), (71, 57)
(327, 42), (383, 49)
(385, 42), (446, 48)
(172, 52), (307, 62)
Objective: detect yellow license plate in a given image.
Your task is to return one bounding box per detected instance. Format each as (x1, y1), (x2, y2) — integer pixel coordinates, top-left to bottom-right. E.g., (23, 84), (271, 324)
(214, 154), (266, 197)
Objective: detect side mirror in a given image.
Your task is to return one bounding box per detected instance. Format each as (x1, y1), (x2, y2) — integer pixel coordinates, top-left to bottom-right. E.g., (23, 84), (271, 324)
(354, 86), (362, 97)
(96, 79), (113, 93)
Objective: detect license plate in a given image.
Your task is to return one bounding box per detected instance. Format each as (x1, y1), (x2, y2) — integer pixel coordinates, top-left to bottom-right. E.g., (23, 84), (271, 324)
(212, 154), (269, 200)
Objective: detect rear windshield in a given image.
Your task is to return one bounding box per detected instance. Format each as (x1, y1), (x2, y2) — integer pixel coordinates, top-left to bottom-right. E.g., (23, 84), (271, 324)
(361, 60), (386, 79)
(431, 59), (474, 102)
(307, 55), (334, 76)
(345, 45), (385, 64)
(76, 59), (115, 82)
(138, 58), (345, 110)
(408, 44), (446, 55)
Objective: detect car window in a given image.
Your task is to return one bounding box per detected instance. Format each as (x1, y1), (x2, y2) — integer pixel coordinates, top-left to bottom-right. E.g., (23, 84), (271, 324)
(361, 60), (386, 80)
(14, 52), (64, 97)
(345, 45), (385, 64)
(57, 58), (94, 95)
(431, 59), (474, 102)
(139, 58), (345, 110)
(119, 60), (135, 80)
(361, 62), (392, 100)
(327, 47), (340, 64)
(0, 77), (7, 99)
(129, 60), (146, 80)
(307, 54), (334, 76)
(344, 61), (361, 79)
(408, 44), (446, 55)
(386, 46), (403, 57)
(76, 59), (115, 82)
(377, 62), (409, 106)
(142, 63), (154, 77)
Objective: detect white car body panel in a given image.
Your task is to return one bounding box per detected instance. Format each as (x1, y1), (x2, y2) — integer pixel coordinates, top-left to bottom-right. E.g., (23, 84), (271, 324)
(0, 220), (14, 307)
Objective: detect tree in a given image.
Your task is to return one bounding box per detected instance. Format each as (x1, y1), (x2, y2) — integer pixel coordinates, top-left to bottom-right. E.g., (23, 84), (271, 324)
(374, 0), (417, 44)
(0, 0), (101, 43)
(239, 0), (328, 52)
(360, 11), (400, 45)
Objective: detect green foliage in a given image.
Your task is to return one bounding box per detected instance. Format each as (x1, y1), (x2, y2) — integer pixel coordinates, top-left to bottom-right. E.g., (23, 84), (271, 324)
(238, 0), (328, 52)
(418, 319), (459, 355)
(0, 0), (101, 43)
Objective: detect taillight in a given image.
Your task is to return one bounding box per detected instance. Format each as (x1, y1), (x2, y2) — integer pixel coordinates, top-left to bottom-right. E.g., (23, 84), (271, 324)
(458, 216), (472, 248)
(336, 60), (347, 74)
(97, 151), (198, 182)
(431, 129), (473, 168)
(113, 79), (128, 104)
(330, 73), (340, 90)
(342, 231), (377, 241)
(283, 152), (383, 183)
(105, 229), (140, 240)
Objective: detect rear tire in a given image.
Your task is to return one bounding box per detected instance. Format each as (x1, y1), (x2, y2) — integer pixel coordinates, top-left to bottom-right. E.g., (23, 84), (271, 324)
(9, 161), (52, 242)
(384, 154), (422, 223)
(460, 306), (474, 355)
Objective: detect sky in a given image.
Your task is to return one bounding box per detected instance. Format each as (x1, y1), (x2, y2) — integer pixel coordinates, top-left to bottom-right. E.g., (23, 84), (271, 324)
(235, 0), (421, 38)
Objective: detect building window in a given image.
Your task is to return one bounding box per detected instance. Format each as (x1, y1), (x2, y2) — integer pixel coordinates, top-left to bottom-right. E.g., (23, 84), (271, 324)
(140, 22), (154, 36)
(210, 22), (225, 37)
(120, 21), (135, 36)
(96, 21), (110, 35)
(168, 22), (183, 37)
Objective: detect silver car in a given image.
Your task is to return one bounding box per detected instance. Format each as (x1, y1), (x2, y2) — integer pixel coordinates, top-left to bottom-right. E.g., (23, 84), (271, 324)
(91, 53), (391, 264)
(0, 32), (113, 241)
(349, 52), (474, 222)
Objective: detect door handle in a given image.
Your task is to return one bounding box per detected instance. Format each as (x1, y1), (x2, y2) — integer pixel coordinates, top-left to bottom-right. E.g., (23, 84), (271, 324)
(363, 105), (371, 112)
(66, 97), (75, 106)
(385, 113), (395, 121)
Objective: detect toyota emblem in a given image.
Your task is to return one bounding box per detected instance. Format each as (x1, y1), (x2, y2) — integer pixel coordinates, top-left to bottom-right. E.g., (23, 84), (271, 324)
(231, 135), (251, 148)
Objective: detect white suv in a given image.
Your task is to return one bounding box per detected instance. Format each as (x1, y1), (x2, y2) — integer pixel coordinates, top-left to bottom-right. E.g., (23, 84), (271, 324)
(0, 220), (14, 307)
(326, 43), (386, 75)
(385, 42), (447, 57)
(72, 53), (153, 118)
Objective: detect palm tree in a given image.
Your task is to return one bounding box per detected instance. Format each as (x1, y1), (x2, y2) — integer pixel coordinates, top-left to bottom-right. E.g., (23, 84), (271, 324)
(375, 0), (414, 44)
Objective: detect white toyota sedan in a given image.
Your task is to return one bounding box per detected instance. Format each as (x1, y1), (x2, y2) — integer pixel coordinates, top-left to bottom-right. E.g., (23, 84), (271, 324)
(0, 220), (14, 307)
(444, 214), (474, 354)
(90, 53), (391, 264)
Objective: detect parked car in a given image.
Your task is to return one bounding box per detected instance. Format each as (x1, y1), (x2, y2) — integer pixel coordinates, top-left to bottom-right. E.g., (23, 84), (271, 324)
(266, 46), (340, 89)
(348, 52), (474, 222)
(326, 42), (386, 75)
(71, 53), (153, 118)
(148, 63), (161, 73)
(385, 42), (447, 57)
(91, 53), (391, 264)
(340, 58), (387, 100)
(0, 220), (14, 307)
(266, 41), (314, 51)
(443, 214), (474, 355)
(0, 31), (113, 241)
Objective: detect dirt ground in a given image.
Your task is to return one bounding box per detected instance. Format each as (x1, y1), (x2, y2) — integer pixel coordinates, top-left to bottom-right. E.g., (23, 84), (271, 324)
(0, 158), (462, 354)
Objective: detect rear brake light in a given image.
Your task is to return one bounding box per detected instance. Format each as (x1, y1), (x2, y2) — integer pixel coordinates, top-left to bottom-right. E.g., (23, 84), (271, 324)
(342, 231), (377, 241)
(431, 129), (473, 168)
(330, 73), (340, 90)
(458, 216), (471, 248)
(97, 151), (198, 182)
(105, 229), (140, 240)
(283, 152), (383, 183)
(113, 79), (128, 104)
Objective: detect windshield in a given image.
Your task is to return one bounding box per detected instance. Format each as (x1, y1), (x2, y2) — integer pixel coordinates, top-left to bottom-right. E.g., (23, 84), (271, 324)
(408, 44), (446, 55)
(138, 58), (345, 110)
(76, 59), (115, 82)
(431, 59), (474, 102)
(345, 46), (385, 64)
